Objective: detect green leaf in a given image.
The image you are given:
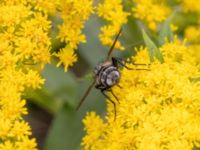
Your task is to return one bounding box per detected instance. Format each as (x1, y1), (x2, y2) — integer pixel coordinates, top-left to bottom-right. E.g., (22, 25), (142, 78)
(81, 72), (93, 80)
(25, 88), (63, 113)
(44, 79), (106, 150)
(190, 77), (200, 83)
(78, 15), (107, 67)
(42, 63), (78, 108)
(25, 62), (78, 113)
(142, 30), (164, 63)
(159, 14), (175, 45)
(43, 105), (81, 150)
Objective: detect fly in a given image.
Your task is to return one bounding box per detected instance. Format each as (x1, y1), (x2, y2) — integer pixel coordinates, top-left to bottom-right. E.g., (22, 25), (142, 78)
(76, 28), (149, 120)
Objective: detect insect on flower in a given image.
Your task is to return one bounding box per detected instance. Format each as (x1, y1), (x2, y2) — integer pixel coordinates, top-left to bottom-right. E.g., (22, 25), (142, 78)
(76, 28), (149, 120)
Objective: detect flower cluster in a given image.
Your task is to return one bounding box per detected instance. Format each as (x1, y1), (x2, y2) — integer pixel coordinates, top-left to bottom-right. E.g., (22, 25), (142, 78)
(56, 0), (94, 48)
(132, 0), (171, 31)
(97, 0), (130, 50)
(32, 0), (94, 72)
(82, 38), (200, 149)
(181, 0), (200, 13)
(31, 0), (59, 15)
(54, 0), (94, 72)
(182, 0), (200, 67)
(54, 46), (77, 72)
(29, 0), (200, 73)
(0, 0), (51, 149)
(185, 34), (200, 66)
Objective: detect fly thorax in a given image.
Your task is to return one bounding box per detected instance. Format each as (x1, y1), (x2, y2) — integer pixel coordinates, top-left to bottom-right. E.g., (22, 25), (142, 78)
(106, 70), (120, 86)
(94, 61), (112, 75)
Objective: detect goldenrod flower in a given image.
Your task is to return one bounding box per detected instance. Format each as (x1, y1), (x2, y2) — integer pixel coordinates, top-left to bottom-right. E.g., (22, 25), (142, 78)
(0, 0), (51, 149)
(132, 0), (171, 31)
(181, 0), (200, 13)
(97, 0), (130, 50)
(184, 26), (200, 66)
(184, 26), (200, 43)
(25, 70), (45, 89)
(82, 112), (107, 150)
(57, 0), (94, 49)
(31, 0), (59, 15)
(188, 44), (200, 65)
(82, 39), (200, 150)
(54, 46), (78, 72)
(31, 0), (94, 72)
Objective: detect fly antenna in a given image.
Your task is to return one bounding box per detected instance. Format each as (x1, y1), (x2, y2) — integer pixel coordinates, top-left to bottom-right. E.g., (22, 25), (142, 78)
(76, 79), (96, 111)
(106, 28), (122, 61)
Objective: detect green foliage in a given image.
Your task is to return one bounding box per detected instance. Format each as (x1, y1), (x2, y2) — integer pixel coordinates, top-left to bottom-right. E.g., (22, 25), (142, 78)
(43, 77), (105, 150)
(190, 77), (200, 83)
(27, 63), (78, 113)
(142, 30), (164, 63)
(159, 13), (174, 45)
(43, 105), (81, 150)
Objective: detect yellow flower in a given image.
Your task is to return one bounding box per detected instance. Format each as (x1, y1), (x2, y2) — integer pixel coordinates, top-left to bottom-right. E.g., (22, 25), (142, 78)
(31, 0), (93, 49)
(188, 44), (200, 65)
(57, 0), (94, 49)
(82, 39), (200, 149)
(16, 137), (37, 150)
(0, 0), (51, 149)
(25, 70), (45, 89)
(54, 46), (78, 72)
(97, 0), (130, 50)
(0, 119), (11, 138)
(132, 0), (171, 31)
(15, 12), (51, 65)
(181, 0), (200, 13)
(184, 26), (200, 43)
(0, 4), (32, 27)
(82, 112), (107, 150)
(51, 0), (94, 72)
(9, 121), (31, 140)
(160, 37), (196, 65)
(31, 0), (59, 15)
(16, 0), (93, 72)
(0, 141), (15, 150)
(58, 24), (86, 48)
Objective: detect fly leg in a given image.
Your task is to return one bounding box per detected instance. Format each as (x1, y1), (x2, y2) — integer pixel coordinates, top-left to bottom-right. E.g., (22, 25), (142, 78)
(101, 89), (117, 121)
(112, 57), (150, 70)
(107, 89), (120, 104)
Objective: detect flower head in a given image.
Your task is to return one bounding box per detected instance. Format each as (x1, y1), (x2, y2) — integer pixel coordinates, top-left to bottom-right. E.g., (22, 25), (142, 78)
(82, 39), (200, 150)
(0, 0), (51, 149)
(54, 46), (78, 72)
(184, 26), (200, 44)
(132, 0), (171, 31)
(97, 0), (130, 50)
(57, 0), (94, 49)
(181, 0), (200, 13)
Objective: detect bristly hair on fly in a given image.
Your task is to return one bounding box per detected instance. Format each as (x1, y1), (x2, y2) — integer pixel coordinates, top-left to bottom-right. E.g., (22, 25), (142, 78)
(76, 28), (150, 121)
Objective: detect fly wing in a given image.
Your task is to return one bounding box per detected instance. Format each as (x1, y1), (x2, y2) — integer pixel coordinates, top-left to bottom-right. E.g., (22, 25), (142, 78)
(106, 28), (122, 61)
(76, 79), (96, 111)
